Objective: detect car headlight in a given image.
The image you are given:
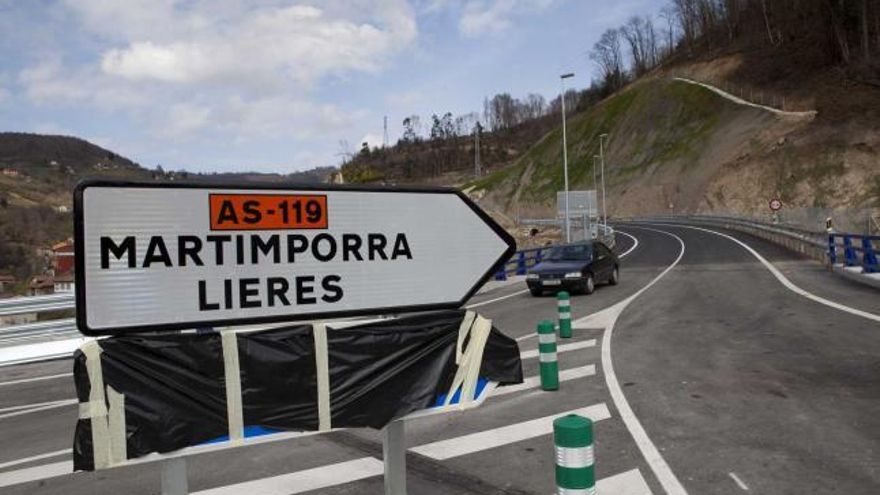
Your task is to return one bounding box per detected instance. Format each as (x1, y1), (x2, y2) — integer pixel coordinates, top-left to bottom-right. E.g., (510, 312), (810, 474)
(526, 273), (539, 280)
(564, 272), (582, 278)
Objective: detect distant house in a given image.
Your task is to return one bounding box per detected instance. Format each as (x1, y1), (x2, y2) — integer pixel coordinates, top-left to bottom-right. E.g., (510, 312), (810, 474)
(29, 275), (54, 296)
(0, 274), (16, 293)
(51, 239), (76, 294)
(53, 239), (75, 275)
(54, 271), (74, 294)
(1, 168), (20, 177)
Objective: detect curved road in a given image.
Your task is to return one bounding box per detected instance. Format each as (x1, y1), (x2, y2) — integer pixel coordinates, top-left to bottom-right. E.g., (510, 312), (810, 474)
(0, 224), (877, 494)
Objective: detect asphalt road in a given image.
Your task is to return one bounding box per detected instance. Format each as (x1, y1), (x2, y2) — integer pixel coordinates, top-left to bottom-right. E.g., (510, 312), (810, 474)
(0, 223), (877, 494)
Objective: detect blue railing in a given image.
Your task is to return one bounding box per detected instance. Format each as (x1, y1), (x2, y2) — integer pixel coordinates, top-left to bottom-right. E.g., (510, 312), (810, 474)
(494, 247), (547, 280)
(828, 233), (879, 273)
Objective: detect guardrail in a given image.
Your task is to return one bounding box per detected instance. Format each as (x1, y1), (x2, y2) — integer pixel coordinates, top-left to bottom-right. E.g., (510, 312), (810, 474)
(0, 293), (74, 317)
(624, 214), (880, 278)
(0, 319), (78, 343)
(494, 247), (546, 280)
(829, 233), (879, 273)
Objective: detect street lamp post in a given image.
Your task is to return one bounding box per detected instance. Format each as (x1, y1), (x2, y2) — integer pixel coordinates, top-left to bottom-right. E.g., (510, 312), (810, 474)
(592, 155), (600, 239)
(599, 133), (609, 230)
(560, 72), (574, 243)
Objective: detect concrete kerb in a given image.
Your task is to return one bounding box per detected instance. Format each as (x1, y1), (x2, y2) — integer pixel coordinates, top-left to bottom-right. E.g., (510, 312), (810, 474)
(832, 264), (880, 290)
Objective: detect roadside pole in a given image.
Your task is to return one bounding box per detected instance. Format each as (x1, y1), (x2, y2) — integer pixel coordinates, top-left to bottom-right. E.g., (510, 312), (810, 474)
(538, 320), (559, 390)
(558, 292), (572, 338)
(383, 420), (406, 495)
(561, 72), (575, 243)
(599, 134), (608, 230)
(554, 414), (595, 494)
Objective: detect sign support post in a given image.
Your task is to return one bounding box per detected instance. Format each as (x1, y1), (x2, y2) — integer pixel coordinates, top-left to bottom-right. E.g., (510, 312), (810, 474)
(383, 419), (407, 495)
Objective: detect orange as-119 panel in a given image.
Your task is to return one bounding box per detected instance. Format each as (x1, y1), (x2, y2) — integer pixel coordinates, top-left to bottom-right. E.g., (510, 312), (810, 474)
(209, 194), (328, 230)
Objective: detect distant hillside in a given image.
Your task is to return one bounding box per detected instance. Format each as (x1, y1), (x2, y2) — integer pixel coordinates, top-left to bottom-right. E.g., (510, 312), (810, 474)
(0, 133), (335, 294)
(467, 76), (879, 229)
(0, 132), (153, 208)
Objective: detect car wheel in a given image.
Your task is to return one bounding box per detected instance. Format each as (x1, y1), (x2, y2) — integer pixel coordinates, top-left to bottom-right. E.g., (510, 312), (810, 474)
(583, 274), (595, 295)
(529, 288), (542, 297)
(609, 266), (619, 285)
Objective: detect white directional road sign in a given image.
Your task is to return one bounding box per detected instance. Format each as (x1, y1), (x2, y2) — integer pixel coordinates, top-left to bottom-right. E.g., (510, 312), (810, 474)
(74, 180), (516, 335)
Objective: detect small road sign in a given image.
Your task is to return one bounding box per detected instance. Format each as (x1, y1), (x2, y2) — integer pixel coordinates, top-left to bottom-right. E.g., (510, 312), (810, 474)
(769, 198), (783, 211)
(74, 180), (516, 335)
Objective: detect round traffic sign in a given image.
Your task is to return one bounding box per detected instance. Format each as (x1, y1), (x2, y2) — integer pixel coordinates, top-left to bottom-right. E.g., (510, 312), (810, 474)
(769, 198), (782, 211)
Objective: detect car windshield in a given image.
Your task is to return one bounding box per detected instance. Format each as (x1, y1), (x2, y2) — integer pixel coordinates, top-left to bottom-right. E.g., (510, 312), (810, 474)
(544, 244), (592, 261)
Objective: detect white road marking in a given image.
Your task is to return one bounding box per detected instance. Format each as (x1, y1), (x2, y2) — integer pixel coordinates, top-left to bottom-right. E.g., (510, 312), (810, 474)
(575, 226), (689, 495)
(0, 373), (71, 387)
(411, 402), (611, 460)
(729, 472), (749, 491)
(0, 399), (77, 420)
(0, 400), (64, 414)
(466, 289), (530, 309)
(193, 457), (385, 495)
(520, 339), (596, 360)
(650, 223), (880, 323)
(617, 230), (640, 258)
(493, 365), (596, 397)
(0, 449), (70, 471)
(0, 460), (72, 489)
(596, 468), (654, 495)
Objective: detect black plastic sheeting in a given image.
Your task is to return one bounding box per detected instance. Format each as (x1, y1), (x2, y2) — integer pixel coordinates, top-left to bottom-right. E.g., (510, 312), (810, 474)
(72, 310), (522, 471)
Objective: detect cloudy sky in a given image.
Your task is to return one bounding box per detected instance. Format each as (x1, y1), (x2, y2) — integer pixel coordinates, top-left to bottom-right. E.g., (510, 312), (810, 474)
(0, 0), (661, 173)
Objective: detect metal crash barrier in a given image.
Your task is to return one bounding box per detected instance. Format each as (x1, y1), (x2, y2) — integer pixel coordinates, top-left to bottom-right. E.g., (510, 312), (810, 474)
(494, 225), (616, 281)
(828, 233), (879, 273)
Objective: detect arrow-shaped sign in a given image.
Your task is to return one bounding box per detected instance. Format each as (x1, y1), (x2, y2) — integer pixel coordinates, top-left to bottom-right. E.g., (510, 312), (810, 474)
(73, 180), (516, 335)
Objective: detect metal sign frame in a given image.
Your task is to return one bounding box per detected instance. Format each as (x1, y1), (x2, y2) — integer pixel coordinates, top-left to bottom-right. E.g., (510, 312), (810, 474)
(73, 179), (516, 336)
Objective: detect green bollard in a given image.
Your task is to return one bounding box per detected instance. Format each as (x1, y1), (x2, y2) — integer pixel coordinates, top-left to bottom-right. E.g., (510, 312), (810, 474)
(554, 414), (595, 494)
(558, 291), (572, 339)
(538, 320), (559, 390)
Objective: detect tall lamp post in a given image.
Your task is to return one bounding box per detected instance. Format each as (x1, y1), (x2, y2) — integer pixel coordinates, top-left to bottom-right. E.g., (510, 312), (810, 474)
(593, 155), (600, 239)
(599, 133), (609, 230)
(560, 72), (575, 243)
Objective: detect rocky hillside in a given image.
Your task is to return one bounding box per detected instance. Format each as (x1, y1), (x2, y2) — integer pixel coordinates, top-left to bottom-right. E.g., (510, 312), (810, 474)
(466, 75), (879, 229)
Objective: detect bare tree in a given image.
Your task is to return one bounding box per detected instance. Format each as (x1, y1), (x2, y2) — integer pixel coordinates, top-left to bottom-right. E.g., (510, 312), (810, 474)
(671, 0), (699, 49)
(524, 93), (547, 120)
(591, 28), (625, 90)
(660, 5), (678, 57)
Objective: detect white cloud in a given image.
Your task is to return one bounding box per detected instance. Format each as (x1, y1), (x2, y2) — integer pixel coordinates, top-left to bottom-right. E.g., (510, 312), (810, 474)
(18, 59), (147, 109)
(360, 133), (385, 149)
(214, 96), (361, 142)
(160, 103), (213, 138)
(94, 3), (417, 87)
(15, 1), (417, 152)
(459, 0), (555, 37)
(0, 86), (8, 104)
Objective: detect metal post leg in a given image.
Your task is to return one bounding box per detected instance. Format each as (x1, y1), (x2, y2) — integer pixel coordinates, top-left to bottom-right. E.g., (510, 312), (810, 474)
(161, 457), (188, 495)
(383, 419), (406, 495)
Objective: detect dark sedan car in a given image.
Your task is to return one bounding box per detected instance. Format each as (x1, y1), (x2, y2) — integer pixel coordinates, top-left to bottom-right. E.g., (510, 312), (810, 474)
(526, 241), (619, 296)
